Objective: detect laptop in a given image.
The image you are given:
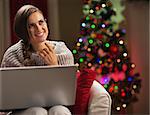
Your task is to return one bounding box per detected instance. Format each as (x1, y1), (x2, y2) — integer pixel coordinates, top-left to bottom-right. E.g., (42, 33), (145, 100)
(0, 65), (77, 110)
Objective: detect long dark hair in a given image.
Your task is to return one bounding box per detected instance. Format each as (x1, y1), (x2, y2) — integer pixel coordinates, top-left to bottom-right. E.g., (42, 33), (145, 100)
(14, 5), (43, 45)
(14, 5), (43, 65)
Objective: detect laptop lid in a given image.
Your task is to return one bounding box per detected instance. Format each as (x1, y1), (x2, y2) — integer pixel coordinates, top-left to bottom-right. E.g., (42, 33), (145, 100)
(0, 65), (77, 110)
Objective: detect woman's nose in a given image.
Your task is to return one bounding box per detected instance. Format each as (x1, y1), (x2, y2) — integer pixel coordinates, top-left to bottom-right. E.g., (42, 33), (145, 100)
(35, 24), (42, 32)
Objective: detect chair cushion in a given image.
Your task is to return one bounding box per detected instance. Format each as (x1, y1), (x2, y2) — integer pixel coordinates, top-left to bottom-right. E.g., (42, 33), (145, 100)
(69, 69), (96, 114)
(88, 80), (112, 115)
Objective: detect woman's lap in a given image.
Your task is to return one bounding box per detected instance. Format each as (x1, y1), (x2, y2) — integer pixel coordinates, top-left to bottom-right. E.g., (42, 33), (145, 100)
(11, 106), (71, 115)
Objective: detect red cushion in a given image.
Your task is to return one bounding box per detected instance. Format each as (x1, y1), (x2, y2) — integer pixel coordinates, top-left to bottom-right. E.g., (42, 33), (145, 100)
(69, 69), (96, 115)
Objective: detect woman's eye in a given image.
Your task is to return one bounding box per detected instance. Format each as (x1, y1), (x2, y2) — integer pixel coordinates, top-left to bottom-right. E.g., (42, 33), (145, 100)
(28, 23), (35, 28)
(39, 20), (45, 25)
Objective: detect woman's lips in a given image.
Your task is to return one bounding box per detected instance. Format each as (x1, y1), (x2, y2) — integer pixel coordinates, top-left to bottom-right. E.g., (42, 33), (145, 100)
(35, 32), (44, 37)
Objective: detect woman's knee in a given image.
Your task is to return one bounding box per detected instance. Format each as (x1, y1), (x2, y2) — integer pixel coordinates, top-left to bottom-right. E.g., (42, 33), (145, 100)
(13, 107), (47, 115)
(48, 105), (71, 115)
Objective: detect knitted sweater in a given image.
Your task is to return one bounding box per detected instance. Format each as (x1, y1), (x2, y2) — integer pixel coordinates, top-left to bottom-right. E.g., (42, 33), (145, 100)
(1, 40), (74, 67)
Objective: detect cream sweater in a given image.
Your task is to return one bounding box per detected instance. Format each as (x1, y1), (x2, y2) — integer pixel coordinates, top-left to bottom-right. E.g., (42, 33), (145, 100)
(1, 40), (74, 67)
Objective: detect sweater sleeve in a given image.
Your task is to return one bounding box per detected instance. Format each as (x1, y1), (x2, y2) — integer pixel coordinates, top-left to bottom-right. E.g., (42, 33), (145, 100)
(53, 41), (74, 65)
(1, 41), (24, 67)
(1, 48), (23, 67)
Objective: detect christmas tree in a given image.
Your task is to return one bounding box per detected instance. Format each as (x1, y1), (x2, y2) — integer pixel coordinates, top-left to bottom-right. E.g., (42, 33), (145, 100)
(72, 0), (141, 112)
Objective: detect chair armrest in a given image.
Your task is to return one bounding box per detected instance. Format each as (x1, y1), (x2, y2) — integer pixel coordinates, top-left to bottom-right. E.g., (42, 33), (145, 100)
(88, 80), (112, 115)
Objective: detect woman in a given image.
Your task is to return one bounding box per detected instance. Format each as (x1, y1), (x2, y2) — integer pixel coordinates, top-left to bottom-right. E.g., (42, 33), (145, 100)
(1, 5), (74, 115)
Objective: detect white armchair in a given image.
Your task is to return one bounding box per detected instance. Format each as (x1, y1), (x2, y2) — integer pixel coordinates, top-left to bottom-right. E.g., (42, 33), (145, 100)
(88, 80), (112, 115)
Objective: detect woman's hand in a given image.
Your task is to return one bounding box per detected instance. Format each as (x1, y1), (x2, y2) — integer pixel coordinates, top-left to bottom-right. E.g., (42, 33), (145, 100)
(38, 42), (58, 65)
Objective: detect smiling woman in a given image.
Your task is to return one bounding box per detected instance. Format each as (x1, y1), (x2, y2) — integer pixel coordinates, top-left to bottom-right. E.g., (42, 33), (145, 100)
(1, 4), (74, 67)
(0, 4), (74, 115)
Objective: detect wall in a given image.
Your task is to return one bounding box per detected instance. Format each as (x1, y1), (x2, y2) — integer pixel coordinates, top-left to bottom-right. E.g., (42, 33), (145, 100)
(47, 0), (82, 49)
(0, 0), (11, 62)
(47, 0), (60, 40)
(124, 0), (149, 114)
(58, 0), (82, 49)
(0, 0), (4, 62)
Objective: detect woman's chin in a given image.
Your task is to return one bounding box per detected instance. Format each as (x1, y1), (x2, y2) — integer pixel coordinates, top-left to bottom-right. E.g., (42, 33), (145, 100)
(38, 38), (47, 43)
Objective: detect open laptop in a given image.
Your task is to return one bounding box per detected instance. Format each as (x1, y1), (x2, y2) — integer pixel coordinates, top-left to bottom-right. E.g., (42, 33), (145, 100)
(0, 65), (77, 110)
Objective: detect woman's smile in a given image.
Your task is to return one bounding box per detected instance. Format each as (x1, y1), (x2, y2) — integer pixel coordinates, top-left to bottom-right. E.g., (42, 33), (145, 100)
(35, 32), (44, 37)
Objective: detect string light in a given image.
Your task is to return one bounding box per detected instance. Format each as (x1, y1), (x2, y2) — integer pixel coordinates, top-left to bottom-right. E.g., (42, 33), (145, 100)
(123, 52), (127, 57)
(81, 23), (86, 27)
(133, 85), (137, 89)
(108, 58), (111, 62)
(109, 87), (114, 93)
(99, 60), (102, 64)
(101, 24), (106, 28)
(105, 43), (110, 47)
(116, 33), (120, 37)
(104, 62), (108, 66)
(95, 6), (100, 10)
(104, 78), (109, 84)
(79, 58), (84, 63)
(91, 33), (96, 38)
(121, 92), (126, 97)
(84, 46), (88, 50)
(119, 40), (124, 44)
(131, 63), (136, 68)
(117, 59), (121, 63)
(104, 84), (108, 88)
(86, 16), (90, 20)
(128, 77), (133, 82)
(91, 24), (96, 29)
(75, 63), (79, 67)
(72, 49), (77, 54)
(122, 104), (127, 108)
(102, 3), (106, 8)
(88, 39), (94, 44)
(78, 38), (83, 42)
(122, 29), (126, 33)
(87, 48), (91, 52)
(76, 42), (81, 46)
(96, 68), (102, 74)
(114, 85), (118, 90)
(100, 75), (110, 84)
(89, 9), (94, 13)
(116, 106), (121, 111)
(88, 63), (92, 67)
(96, 58), (100, 63)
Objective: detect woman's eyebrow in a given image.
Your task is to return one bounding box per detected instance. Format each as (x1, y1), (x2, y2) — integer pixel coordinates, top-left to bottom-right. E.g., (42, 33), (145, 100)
(28, 19), (45, 25)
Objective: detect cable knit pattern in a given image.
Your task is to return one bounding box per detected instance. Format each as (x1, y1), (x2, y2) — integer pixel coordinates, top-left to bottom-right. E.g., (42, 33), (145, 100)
(1, 40), (74, 67)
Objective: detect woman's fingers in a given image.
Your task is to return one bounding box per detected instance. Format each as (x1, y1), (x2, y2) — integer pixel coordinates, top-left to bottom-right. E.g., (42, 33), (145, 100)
(45, 43), (54, 53)
(38, 52), (45, 58)
(38, 46), (58, 65)
(43, 48), (49, 55)
(39, 52), (51, 64)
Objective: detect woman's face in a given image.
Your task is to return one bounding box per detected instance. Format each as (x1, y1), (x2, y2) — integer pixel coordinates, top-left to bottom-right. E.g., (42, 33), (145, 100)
(27, 11), (48, 45)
